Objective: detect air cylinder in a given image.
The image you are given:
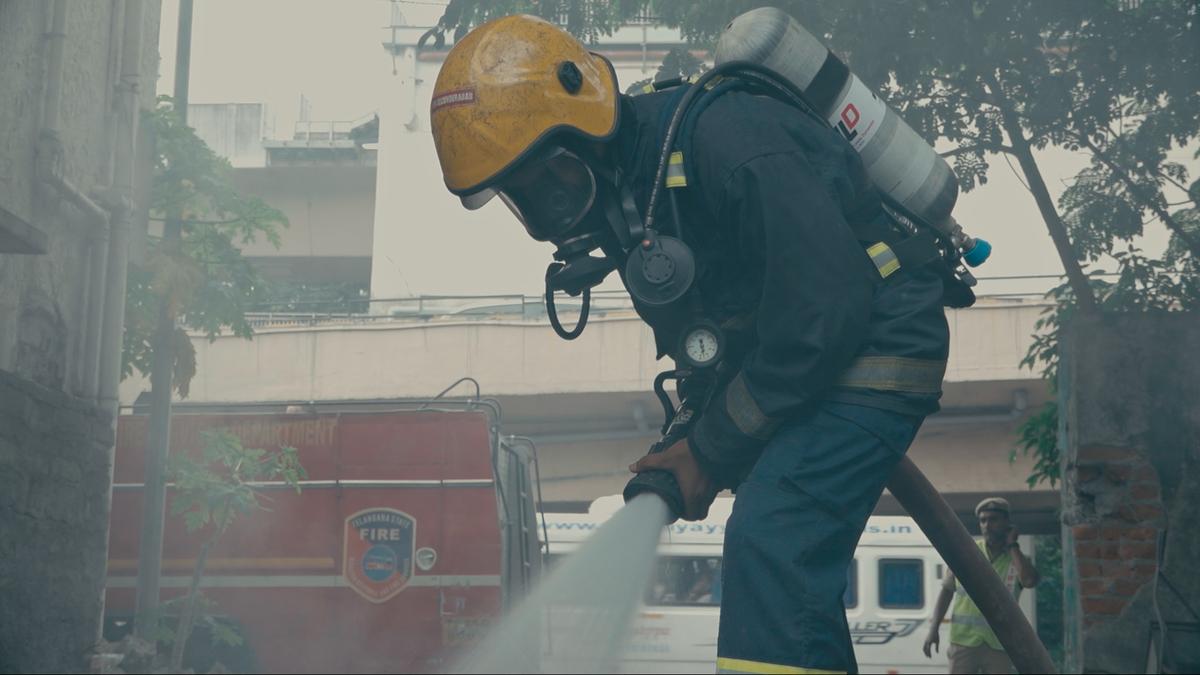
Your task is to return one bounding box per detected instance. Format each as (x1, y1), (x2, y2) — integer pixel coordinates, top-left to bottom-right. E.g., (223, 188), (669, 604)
(716, 7), (988, 265)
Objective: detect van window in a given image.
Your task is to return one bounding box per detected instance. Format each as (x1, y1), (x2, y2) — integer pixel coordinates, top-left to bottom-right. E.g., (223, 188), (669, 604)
(844, 559), (858, 609)
(879, 559), (924, 609)
(646, 557), (722, 607)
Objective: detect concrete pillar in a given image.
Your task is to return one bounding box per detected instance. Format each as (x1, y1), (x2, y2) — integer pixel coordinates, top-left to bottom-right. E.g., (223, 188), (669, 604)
(1059, 312), (1200, 672)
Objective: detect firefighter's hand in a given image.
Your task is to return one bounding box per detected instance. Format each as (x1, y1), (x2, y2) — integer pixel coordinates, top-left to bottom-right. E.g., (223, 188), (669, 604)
(629, 439), (718, 521)
(923, 628), (939, 658)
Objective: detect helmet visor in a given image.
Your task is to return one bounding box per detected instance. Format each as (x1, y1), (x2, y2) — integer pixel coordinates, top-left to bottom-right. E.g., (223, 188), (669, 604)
(496, 147), (598, 241)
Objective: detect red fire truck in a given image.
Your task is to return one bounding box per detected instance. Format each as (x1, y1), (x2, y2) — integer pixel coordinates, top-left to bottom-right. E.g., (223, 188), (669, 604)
(104, 399), (541, 673)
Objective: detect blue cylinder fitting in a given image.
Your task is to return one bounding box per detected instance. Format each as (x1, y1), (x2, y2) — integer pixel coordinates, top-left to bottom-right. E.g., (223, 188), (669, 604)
(964, 238), (992, 267)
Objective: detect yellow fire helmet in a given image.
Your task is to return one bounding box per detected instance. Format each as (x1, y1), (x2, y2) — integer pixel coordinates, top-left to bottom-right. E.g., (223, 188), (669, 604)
(430, 14), (620, 207)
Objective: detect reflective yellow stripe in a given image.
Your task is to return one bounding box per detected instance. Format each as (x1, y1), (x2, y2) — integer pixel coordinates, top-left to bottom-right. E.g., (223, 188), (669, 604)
(724, 371), (779, 440)
(716, 657), (845, 674)
(836, 356), (946, 394)
(666, 151), (688, 187)
(866, 241), (900, 278)
(641, 82), (655, 94)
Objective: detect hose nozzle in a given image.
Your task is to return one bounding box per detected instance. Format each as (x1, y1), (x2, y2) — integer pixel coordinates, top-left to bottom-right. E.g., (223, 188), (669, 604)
(623, 466), (684, 525)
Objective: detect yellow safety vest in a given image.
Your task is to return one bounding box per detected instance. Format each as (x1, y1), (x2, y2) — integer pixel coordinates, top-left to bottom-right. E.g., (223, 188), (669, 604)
(949, 539), (1021, 650)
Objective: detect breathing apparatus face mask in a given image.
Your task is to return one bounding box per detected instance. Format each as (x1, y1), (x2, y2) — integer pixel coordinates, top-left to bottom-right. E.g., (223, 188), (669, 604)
(497, 146), (599, 243)
(466, 139), (698, 340)
(463, 144), (620, 294)
(531, 146), (696, 344)
(464, 145), (600, 243)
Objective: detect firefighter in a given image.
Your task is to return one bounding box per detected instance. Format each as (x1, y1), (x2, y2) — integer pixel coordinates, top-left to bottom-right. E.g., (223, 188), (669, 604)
(430, 15), (950, 674)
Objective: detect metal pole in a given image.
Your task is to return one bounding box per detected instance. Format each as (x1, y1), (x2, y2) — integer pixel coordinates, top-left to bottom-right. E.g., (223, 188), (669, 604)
(133, 0), (193, 639)
(97, 0), (144, 645)
(887, 457), (1057, 674)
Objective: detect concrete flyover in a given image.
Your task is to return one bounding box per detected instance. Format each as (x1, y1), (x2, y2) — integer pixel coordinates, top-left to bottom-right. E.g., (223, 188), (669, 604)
(121, 294), (1059, 532)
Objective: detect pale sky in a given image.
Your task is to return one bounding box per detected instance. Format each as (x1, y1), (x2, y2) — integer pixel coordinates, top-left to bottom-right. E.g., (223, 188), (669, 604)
(156, 0), (1191, 299)
(157, 0), (426, 133)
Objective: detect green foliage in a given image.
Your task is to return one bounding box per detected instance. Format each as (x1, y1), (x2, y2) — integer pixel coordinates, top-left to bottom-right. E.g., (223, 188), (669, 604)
(1059, 168), (1148, 262)
(434, 1), (1197, 197)
(1165, 154), (1200, 267)
(144, 595), (244, 648)
(1015, 245), (1200, 484)
(746, 1), (1192, 195)
(169, 429), (306, 535)
(123, 97), (287, 396)
(159, 430), (304, 669)
(625, 46), (708, 95)
(1035, 535), (1065, 671)
(430, 0), (650, 43)
(197, 610), (244, 649)
(1011, 401), (1060, 488)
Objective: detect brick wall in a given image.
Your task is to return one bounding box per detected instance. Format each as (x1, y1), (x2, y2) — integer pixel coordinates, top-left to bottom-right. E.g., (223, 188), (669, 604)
(1060, 313), (1200, 673)
(1067, 445), (1164, 628)
(0, 369), (114, 672)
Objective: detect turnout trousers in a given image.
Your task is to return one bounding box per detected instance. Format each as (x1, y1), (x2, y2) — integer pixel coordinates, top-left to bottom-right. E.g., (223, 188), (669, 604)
(716, 401), (925, 674)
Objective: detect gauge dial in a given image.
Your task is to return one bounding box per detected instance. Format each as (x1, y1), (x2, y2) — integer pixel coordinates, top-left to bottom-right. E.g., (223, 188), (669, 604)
(683, 327), (720, 366)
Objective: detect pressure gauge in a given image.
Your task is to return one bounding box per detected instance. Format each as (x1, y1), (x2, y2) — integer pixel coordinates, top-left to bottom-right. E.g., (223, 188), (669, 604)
(678, 321), (724, 369)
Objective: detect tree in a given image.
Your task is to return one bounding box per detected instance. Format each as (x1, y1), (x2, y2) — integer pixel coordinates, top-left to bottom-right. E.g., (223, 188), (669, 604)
(123, 97), (287, 395)
(624, 45), (707, 95)
(162, 430), (305, 672)
(431, 0), (1199, 486)
(126, 94), (287, 639)
(1035, 534), (1066, 669)
(1016, 241), (1199, 486)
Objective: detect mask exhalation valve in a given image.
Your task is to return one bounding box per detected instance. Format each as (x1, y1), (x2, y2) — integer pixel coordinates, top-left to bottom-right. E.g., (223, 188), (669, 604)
(624, 231), (695, 307)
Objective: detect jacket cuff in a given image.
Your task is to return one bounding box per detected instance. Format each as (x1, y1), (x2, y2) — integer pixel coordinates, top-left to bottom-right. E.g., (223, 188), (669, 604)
(688, 392), (769, 491)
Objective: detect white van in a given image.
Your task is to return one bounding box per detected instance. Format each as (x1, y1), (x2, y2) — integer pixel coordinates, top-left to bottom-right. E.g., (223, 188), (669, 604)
(540, 495), (1035, 675)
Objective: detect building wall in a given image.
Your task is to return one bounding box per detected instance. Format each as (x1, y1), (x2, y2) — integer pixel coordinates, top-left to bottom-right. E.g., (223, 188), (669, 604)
(182, 104), (377, 288)
(117, 299), (1054, 507)
(0, 370), (115, 671)
(2, 0), (109, 393)
(1060, 313), (1200, 673)
(187, 103), (269, 168)
(231, 165), (375, 260)
(118, 297), (1050, 403)
(0, 2), (161, 671)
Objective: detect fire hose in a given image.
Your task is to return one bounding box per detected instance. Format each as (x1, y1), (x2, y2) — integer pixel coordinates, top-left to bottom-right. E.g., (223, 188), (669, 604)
(887, 456), (1056, 674)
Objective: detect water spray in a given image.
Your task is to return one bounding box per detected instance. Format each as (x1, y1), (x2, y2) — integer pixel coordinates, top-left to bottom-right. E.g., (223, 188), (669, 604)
(454, 495), (670, 674)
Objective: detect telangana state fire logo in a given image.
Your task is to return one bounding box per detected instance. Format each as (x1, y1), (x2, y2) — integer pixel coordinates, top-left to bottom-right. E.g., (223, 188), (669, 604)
(343, 508), (416, 603)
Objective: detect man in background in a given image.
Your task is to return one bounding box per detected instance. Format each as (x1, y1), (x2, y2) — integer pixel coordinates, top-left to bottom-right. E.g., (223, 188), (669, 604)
(923, 497), (1041, 674)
